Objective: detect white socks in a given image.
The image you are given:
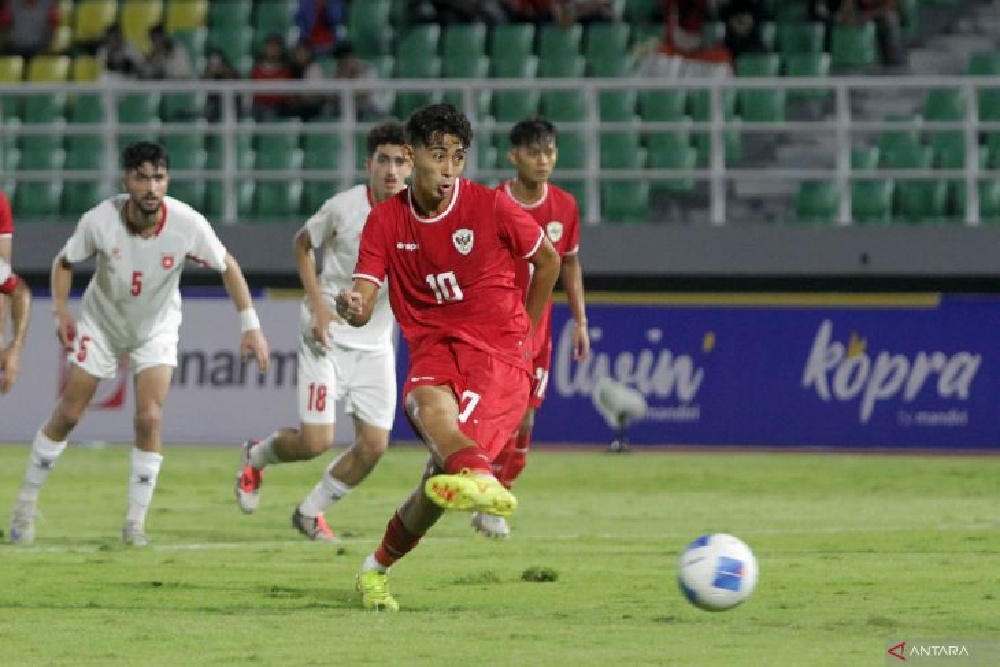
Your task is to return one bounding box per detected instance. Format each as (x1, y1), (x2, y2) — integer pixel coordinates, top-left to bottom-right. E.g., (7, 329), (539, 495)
(126, 448), (164, 525)
(18, 431), (68, 504)
(362, 553), (388, 574)
(298, 463), (353, 518)
(249, 433), (282, 469)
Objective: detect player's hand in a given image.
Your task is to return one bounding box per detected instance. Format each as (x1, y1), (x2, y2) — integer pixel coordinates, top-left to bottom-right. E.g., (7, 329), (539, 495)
(241, 329), (270, 374)
(54, 310), (77, 352)
(311, 303), (340, 349)
(0, 344), (20, 394)
(335, 289), (363, 323)
(573, 320), (591, 362)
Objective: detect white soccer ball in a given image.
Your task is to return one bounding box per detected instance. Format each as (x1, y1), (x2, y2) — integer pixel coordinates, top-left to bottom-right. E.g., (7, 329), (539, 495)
(677, 533), (758, 611)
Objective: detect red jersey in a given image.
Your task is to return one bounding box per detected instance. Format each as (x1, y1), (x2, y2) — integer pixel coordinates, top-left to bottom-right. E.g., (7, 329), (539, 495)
(0, 191), (13, 237)
(501, 181), (580, 351)
(354, 179), (546, 371)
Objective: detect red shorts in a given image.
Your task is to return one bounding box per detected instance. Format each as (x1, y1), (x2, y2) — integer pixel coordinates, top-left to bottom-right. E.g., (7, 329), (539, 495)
(527, 330), (553, 409)
(404, 339), (531, 461)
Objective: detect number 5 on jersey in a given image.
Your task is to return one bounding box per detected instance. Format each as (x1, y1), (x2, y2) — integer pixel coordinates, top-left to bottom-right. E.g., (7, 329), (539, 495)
(425, 271), (464, 303)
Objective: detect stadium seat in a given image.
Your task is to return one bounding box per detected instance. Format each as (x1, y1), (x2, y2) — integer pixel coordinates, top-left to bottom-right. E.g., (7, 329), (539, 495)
(118, 93), (162, 124)
(690, 91), (741, 165)
(476, 140), (498, 172)
(18, 136), (64, 169)
(68, 93), (105, 123)
(774, 2), (809, 22)
(0, 55), (24, 84)
(393, 57), (442, 119)
(601, 181), (649, 223)
(639, 89), (688, 121)
(302, 131), (342, 171)
(252, 179), (302, 222)
(646, 132), (698, 194)
(895, 180), (948, 223)
(851, 146), (880, 170)
(954, 180), (1000, 224)
(160, 133), (205, 166)
(587, 54), (631, 78)
(161, 92), (205, 121)
(542, 89), (588, 123)
(168, 179), (206, 210)
(491, 54), (537, 79)
(493, 89), (540, 123)
(171, 28), (207, 64)
(121, 0), (164, 53)
(13, 181), (63, 219)
(301, 181), (332, 216)
(204, 179), (254, 219)
(347, 0), (391, 57)
(71, 55), (103, 82)
(966, 51), (1000, 76)
(441, 87), (491, 121)
(49, 25), (72, 54)
(22, 93), (67, 124)
(784, 52), (831, 101)
(396, 24), (441, 61)
(208, 0), (250, 27)
(62, 180), (111, 217)
(27, 55), (70, 82)
(166, 0), (208, 32)
(882, 143), (933, 170)
(65, 136), (105, 170)
(777, 22), (825, 56)
(830, 24), (877, 69)
(600, 89), (638, 122)
(583, 23), (630, 64)
(538, 24), (583, 60)
(489, 24), (535, 63)
(877, 116), (922, 160)
(852, 180), (894, 224)
(442, 23), (487, 61)
(623, 0), (660, 22)
(252, 0), (294, 35)
(442, 54), (489, 80)
(253, 126), (302, 170)
(795, 181), (838, 223)
(556, 131), (588, 170)
(206, 26), (254, 66)
(600, 131), (646, 169)
(922, 87), (966, 166)
(73, 0), (119, 46)
(736, 54), (785, 123)
(538, 55), (585, 79)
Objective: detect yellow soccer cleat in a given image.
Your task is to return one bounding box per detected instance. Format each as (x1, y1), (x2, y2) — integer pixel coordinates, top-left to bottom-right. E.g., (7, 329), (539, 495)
(356, 570), (400, 612)
(424, 470), (517, 518)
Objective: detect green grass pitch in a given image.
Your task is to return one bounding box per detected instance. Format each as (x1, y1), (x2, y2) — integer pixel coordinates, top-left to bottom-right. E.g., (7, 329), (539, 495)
(0, 444), (997, 666)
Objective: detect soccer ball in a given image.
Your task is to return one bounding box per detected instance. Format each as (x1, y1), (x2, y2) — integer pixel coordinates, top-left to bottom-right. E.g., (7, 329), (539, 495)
(677, 533), (758, 611)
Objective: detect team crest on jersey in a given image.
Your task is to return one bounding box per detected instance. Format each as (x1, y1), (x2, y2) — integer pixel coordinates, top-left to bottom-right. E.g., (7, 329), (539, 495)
(452, 229), (474, 255)
(161, 253), (175, 269)
(546, 221), (564, 242)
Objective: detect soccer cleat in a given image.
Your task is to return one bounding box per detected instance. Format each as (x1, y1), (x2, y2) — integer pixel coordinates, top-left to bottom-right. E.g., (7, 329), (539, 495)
(424, 470), (517, 517)
(235, 439), (263, 514)
(9, 502), (37, 545)
(471, 511), (511, 539)
(291, 507), (338, 542)
(121, 521), (150, 547)
(356, 569), (399, 612)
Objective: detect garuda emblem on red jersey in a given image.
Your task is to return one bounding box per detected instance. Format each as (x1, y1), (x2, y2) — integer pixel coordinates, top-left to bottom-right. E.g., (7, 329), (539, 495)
(546, 221), (564, 242)
(452, 229), (474, 256)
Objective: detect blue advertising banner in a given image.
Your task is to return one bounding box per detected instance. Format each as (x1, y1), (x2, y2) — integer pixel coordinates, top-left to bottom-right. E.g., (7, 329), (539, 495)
(391, 294), (1000, 450)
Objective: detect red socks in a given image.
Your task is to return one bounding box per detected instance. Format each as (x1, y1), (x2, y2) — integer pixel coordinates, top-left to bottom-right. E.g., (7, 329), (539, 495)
(493, 432), (532, 489)
(373, 512), (422, 568)
(443, 446), (492, 475)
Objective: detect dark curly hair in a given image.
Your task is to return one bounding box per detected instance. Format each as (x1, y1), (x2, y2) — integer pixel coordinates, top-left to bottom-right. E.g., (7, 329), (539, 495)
(366, 120), (407, 156)
(122, 141), (169, 171)
(509, 117), (557, 148)
(405, 103), (474, 149)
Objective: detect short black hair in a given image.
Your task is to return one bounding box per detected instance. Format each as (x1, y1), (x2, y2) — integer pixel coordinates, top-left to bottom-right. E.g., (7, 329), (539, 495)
(405, 103), (473, 150)
(122, 141), (169, 171)
(367, 120), (407, 156)
(510, 117), (557, 148)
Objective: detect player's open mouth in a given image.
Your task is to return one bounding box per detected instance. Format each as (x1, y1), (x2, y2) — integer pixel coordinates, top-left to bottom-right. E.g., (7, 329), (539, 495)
(438, 183), (452, 195)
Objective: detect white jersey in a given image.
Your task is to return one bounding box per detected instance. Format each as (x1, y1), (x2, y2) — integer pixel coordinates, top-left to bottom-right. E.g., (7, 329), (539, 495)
(62, 194), (228, 345)
(303, 183), (393, 350)
(0, 255), (13, 293)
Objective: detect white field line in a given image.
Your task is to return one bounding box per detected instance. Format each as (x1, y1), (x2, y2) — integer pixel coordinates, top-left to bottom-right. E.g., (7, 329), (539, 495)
(2, 521), (996, 555)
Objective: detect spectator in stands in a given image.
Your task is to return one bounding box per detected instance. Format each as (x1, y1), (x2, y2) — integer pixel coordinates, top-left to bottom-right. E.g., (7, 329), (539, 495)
(503, 0), (612, 25)
(202, 47), (244, 122)
(718, 0), (771, 59)
(96, 23), (144, 79)
(0, 0), (59, 60)
(249, 33), (293, 121)
(812, 0), (905, 66)
(632, 0), (732, 76)
(294, 0), (344, 58)
(140, 24), (194, 80)
(330, 40), (389, 121)
(407, 0), (510, 25)
(285, 41), (327, 121)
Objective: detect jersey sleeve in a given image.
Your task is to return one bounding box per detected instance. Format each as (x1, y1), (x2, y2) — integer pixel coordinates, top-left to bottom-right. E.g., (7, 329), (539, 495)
(61, 213), (98, 263)
(496, 191), (545, 259)
(0, 191), (13, 236)
(302, 197), (338, 249)
(187, 214), (229, 271)
(352, 207), (388, 287)
(564, 195), (581, 256)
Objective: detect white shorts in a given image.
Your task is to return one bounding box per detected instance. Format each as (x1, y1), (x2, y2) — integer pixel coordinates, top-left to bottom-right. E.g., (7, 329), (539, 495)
(297, 332), (396, 430)
(69, 315), (178, 380)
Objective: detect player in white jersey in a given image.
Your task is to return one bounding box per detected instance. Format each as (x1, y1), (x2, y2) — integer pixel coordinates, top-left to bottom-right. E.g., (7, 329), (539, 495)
(235, 121), (412, 541)
(8, 142), (270, 547)
(0, 255), (32, 394)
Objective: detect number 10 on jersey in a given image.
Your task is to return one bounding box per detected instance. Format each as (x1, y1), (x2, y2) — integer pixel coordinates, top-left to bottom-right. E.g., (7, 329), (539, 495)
(425, 271), (464, 303)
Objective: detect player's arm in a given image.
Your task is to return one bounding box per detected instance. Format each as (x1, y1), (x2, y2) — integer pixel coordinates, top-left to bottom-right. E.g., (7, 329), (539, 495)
(0, 274), (31, 394)
(220, 253), (270, 373)
(336, 278), (379, 328)
(51, 252), (77, 351)
(293, 225), (338, 348)
(524, 236), (560, 329)
(0, 235), (10, 346)
(560, 252), (590, 361)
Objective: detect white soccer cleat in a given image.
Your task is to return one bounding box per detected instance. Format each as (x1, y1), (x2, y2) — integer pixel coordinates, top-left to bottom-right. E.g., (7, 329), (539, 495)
(9, 502), (37, 545)
(235, 439), (263, 514)
(471, 511), (511, 539)
(122, 521), (150, 547)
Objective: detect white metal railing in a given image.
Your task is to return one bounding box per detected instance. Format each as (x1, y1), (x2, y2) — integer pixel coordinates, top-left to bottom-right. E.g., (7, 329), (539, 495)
(1, 75), (998, 225)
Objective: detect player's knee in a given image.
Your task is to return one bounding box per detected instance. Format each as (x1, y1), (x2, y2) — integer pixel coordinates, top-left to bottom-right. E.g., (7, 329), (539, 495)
(300, 430), (332, 458)
(134, 405), (163, 436)
(355, 432), (389, 465)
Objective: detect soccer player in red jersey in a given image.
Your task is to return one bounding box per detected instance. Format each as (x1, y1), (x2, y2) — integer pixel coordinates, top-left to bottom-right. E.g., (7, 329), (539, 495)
(0, 254), (31, 395)
(336, 103), (561, 611)
(0, 190), (14, 347)
(473, 117), (591, 539)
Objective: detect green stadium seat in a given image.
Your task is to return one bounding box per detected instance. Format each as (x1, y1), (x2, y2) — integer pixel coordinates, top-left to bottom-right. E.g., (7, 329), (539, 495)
(639, 89), (688, 121)
(442, 54), (489, 79)
(68, 93), (106, 123)
(852, 180), (894, 224)
(396, 24), (441, 61)
(302, 132), (342, 171)
(252, 180), (302, 221)
(442, 87), (492, 121)
(775, 2), (809, 22)
(62, 180), (111, 217)
(538, 24), (583, 60)
(600, 131), (646, 169)
(795, 181), (838, 223)
(877, 117), (922, 160)
(556, 131), (588, 170)
(646, 132), (697, 194)
(476, 140), (498, 172)
(64, 136), (105, 171)
(204, 180), (254, 219)
(588, 54), (631, 78)
(784, 52), (831, 101)
(18, 135), (64, 169)
(760, 21), (776, 51)
(583, 23), (630, 63)
(966, 52), (1000, 76)
(13, 181), (63, 219)
(347, 0), (391, 57)
(493, 90), (540, 123)
(161, 93), (205, 121)
(0, 55), (24, 120)
(882, 143), (933, 170)
(538, 55), (585, 79)
(489, 24), (535, 63)
(491, 55), (538, 78)
(777, 22), (825, 56)
(542, 89), (588, 123)
(442, 23), (487, 61)
(393, 57), (442, 119)
(252, 0), (294, 34)
(895, 180), (948, 223)
(209, 0), (251, 26)
(623, 0), (660, 22)
(301, 181), (332, 216)
(172, 28), (207, 64)
(830, 24), (877, 69)
(852, 145), (880, 170)
(253, 130), (302, 171)
(954, 180), (1000, 224)
(22, 93), (67, 124)
(558, 179), (589, 217)
(690, 90), (741, 165)
(601, 181), (649, 223)
(600, 89), (638, 122)
(206, 26), (254, 65)
(923, 87), (966, 121)
(118, 93), (162, 124)
(161, 133), (206, 168)
(736, 54), (785, 123)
